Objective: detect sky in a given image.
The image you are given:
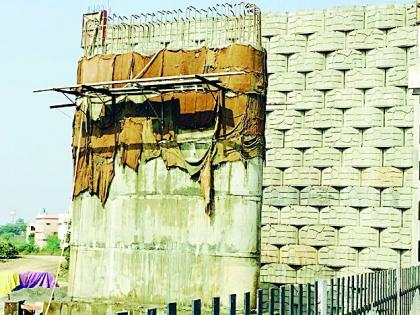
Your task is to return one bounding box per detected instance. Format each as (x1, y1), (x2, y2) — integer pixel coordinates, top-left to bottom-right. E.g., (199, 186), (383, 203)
(0, 0), (410, 225)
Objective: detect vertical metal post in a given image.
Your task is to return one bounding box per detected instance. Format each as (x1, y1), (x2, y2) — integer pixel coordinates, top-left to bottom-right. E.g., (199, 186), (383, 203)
(387, 270), (391, 315)
(375, 272), (378, 310)
(397, 268), (402, 315)
(351, 276), (355, 313)
(346, 277), (350, 314)
(298, 284), (303, 315)
(330, 279), (334, 315)
(383, 271), (387, 314)
(306, 284), (311, 315)
(403, 268), (406, 315)
(147, 309), (157, 315)
(401, 269), (404, 315)
(373, 272), (376, 309)
(314, 282), (319, 315)
(229, 294), (236, 315)
(280, 286), (286, 315)
(257, 289), (263, 315)
(364, 273), (367, 313)
(393, 270), (397, 315)
(355, 274), (359, 313)
(290, 285), (295, 315)
(212, 297), (220, 315)
(406, 268), (411, 314)
(337, 278), (340, 315)
(380, 272), (384, 315)
(406, 268), (409, 315)
(341, 278), (345, 315)
(395, 269), (398, 315)
(411, 267), (415, 313)
(360, 274), (363, 314)
(387, 271), (390, 314)
(269, 288), (275, 315)
(193, 299), (201, 315)
(244, 292), (250, 315)
(167, 302), (177, 315)
(378, 271), (382, 314)
(382, 271), (385, 314)
(368, 273), (373, 312)
(411, 267), (414, 313)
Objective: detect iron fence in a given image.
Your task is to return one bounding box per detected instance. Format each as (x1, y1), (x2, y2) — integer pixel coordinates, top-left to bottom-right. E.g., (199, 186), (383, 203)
(116, 265), (420, 315)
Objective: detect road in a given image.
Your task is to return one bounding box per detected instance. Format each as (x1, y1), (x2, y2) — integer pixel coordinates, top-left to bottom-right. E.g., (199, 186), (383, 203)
(0, 255), (63, 274)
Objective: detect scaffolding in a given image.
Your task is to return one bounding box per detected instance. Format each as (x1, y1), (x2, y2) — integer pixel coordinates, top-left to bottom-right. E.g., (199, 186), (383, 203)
(33, 71), (244, 108)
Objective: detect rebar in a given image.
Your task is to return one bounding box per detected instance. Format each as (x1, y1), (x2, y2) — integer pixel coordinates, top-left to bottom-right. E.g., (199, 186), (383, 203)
(82, 2), (261, 57)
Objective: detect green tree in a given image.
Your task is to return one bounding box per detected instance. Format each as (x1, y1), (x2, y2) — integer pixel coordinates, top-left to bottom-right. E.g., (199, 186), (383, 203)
(0, 240), (18, 259)
(18, 235), (39, 254)
(0, 219), (27, 236)
(43, 235), (61, 255)
(0, 232), (16, 242)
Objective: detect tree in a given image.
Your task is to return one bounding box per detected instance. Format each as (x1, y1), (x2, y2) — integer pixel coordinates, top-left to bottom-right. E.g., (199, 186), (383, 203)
(0, 220), (27, 236)
(0, 240), (18, 259)
(44, 235), (61, 255)
(18, 235), (38, 254)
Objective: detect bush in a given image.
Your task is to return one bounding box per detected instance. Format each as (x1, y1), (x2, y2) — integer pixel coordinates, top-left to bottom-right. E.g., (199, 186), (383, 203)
(0, 240), (19, 259)
(18, 235), (39, 254)
(42, 235), (61, 255)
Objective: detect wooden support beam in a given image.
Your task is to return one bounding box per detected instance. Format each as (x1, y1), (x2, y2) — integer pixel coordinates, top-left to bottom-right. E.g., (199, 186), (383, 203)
(195, 75), (226, 90)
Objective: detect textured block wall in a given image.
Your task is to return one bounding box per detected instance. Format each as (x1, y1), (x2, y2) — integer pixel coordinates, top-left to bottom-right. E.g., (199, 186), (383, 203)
(261, 3), (418, 285)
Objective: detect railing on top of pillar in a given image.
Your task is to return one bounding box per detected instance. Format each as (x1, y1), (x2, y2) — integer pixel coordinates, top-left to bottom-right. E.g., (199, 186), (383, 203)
(81, 3), (262, 58)
(114, 265), (420, 315)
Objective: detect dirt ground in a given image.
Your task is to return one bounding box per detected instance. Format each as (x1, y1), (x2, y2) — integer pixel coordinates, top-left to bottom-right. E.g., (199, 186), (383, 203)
(0, 255), (63, 274)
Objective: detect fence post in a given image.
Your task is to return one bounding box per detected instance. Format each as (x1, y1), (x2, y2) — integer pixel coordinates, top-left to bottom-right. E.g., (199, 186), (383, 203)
(397, 268), (401, 315)
(280, 286), (286, 315)
(229, 294), (236, 315)
(257, 289), (263, 315)
(269, 288), (275, 315)
(306, 284), (311, 315)
(167, 302), (176, 315)
(193, 299), (201, 315)
(212, 297), (220, 315)
(244, 292), (250, 315)
(289, 285), (294, 315)
(299, 284), (304, 315)
(329, 279), (334, 315)
(318, 280), (328, 315)
(147, 309), (157, 315)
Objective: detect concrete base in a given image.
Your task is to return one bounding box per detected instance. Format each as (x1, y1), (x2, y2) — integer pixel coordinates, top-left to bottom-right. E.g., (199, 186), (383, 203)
(44, 300), (232, 315)
(68, 157), (262, 306)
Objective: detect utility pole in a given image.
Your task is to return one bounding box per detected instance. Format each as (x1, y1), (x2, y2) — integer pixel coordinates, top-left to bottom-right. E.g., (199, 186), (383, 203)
(9, 210), (16, 224)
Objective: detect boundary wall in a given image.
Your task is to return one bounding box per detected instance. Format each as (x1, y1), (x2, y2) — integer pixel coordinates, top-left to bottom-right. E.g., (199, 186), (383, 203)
(260, 3), (420, 286)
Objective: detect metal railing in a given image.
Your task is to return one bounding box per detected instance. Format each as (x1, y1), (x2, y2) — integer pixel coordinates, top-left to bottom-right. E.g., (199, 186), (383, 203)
(115, 265), (420, 315)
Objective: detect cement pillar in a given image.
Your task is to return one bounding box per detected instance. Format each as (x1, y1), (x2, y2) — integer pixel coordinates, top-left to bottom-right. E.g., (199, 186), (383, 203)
(68, 153), (262, 306)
